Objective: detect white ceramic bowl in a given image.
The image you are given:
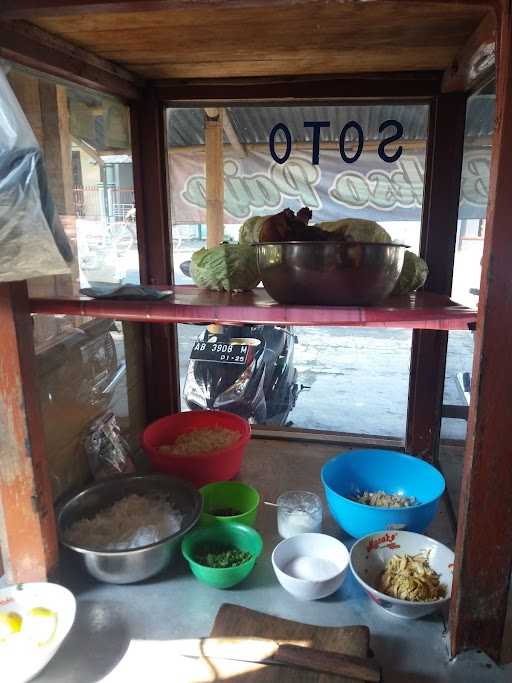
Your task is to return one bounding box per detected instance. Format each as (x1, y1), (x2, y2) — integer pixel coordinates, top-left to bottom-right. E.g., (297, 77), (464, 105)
(271, 532), (349, 600)
(0, 582), (76, 683)
(350, 530), (454, 619)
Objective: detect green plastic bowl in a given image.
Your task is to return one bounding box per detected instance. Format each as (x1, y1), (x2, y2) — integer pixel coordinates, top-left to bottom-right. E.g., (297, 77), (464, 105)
(199, 481), (260, 527)
(181, 523), (263, 589)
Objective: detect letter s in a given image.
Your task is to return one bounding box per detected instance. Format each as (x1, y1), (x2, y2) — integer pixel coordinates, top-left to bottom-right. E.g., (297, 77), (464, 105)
(378, 119), (403, 163)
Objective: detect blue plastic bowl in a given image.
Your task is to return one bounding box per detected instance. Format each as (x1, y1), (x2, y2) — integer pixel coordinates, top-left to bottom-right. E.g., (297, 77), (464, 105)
(321, 450), (445, 539)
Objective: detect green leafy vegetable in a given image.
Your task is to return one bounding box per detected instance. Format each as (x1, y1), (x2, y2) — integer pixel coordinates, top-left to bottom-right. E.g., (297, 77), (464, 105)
(392, 250), (429, 295)
(239, 216), (267, 244)
(191, 243), (260, 291)
(194, 543), (252, 568)
(316, 218), (392, 243)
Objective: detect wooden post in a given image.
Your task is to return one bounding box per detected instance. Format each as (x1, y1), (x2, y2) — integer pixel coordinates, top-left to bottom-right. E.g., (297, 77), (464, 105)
(0, 283), (58, 583)
(406, 93), (467, 461)
(38, 82), (79, 297)
(205, 109), (224, 248)
(450, 5), (512, 662)
(130, 88), (180, 421)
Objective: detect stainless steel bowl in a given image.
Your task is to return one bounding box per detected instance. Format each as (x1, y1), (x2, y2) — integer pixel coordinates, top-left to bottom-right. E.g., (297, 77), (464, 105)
(255, 241), (408, 306)
(57, 473), (202, 584)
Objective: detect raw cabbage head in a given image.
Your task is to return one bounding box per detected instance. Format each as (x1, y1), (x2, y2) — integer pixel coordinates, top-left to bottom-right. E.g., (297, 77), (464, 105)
(392, 250), (429, 295)
(191, 243), (261, 291)
(239, 216), (266, 244)
(316, 218), (392, 243)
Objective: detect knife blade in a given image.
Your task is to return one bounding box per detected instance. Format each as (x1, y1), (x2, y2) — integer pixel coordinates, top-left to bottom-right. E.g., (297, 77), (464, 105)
(173, 637), (381, 682)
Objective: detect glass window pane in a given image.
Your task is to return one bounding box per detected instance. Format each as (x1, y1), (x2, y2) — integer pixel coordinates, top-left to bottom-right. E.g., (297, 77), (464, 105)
(7, 64), (145, 498)
(441, 80), (496, 445)
(167, 103), (428, 439)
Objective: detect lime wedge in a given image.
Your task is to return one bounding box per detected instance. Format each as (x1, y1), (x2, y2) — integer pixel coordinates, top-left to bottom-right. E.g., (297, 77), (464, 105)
(0, 612), (23, 641)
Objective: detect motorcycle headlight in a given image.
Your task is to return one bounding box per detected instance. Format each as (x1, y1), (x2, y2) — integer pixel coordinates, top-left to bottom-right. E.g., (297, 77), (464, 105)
(214, 360), (256, 406)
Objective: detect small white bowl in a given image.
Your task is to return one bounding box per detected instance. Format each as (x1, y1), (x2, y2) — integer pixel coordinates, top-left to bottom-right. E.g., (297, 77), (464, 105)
(0, 582), (76, 683)
(350, 530), (454, 619)
(271, 532), (349, 600)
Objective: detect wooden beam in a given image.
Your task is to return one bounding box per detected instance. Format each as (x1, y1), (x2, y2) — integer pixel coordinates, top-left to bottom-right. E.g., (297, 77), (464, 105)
(443, 11), (497, 92)
(222, 110), (246, 158)
(205, 107), (246, 157)
(39, 82), (75, 216)
(130, 88), (180, 421)
(0, 19), (141, 100)
(0, 0), (499, 19)
(72, 135), (105, 166)
(406, 92), (467, 461)
(205, 109), (225, 247)
(156, 72), (443, 104)
(449, 4), (512, 662)
(0, 283), (58, 583)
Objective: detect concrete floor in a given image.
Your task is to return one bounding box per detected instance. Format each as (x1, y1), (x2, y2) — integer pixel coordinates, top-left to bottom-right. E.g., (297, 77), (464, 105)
(33, 440), (510, 682)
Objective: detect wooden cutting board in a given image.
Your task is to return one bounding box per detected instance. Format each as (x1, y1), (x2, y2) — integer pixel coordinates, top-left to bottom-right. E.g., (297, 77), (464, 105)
(203, 603), (371, 683)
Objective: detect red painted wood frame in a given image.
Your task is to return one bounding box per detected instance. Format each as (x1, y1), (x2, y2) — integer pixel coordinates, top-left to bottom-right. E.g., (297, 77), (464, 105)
(449, 4), (512, 661)
(2, 0), (512, 664)
(29, 289), (477, 329)
(0, 283), (58, 583)
(130, 87), (180, 421)
(406, 92), (468, 462)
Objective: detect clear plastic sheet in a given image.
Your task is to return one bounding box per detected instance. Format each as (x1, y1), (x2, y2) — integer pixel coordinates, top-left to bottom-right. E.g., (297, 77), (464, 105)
(82, 411), (136, 480)
(0, 62), (72, 282)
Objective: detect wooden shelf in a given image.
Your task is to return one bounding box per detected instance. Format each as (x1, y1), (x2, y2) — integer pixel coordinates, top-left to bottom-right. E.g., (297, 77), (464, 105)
(29, 286), (477, 330)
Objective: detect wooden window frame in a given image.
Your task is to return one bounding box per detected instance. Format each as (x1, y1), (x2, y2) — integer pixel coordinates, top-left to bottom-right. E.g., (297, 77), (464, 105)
(0, 2), (511, 663)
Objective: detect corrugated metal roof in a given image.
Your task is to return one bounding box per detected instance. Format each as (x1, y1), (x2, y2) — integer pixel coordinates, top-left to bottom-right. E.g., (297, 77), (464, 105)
(67, 88), (495, 153)
(167, 96), (495, 148)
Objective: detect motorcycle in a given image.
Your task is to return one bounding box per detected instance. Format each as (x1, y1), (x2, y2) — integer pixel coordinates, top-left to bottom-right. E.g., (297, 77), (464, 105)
(180, 261), (301, 425)
(184, 322), (300, 425)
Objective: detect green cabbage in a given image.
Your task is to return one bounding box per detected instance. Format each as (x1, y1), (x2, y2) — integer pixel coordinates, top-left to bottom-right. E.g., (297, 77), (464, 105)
(316, 218), (391, 243)
(392, 250), (429, 295)
(239, 216), (266, 244)
(191, 243), (260, 291)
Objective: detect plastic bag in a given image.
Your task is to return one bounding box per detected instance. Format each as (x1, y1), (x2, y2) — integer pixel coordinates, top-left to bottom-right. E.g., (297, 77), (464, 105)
(82, 411), (136, 480)
(0, 62), (72, 282)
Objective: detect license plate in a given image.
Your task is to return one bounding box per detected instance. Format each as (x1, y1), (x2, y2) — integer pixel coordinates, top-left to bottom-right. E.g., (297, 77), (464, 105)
(190, 341), (250, 365)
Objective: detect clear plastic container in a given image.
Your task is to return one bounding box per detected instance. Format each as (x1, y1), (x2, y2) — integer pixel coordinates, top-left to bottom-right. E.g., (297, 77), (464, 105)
(277, 490), (323, 539)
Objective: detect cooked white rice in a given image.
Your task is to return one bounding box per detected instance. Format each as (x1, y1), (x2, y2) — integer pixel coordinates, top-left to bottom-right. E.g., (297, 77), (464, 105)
(158, 427), (239, 456)
(65, 493), (183, 550)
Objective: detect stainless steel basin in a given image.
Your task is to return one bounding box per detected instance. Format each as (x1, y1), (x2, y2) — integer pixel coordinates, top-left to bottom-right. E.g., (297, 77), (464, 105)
(255, 241), (407, 306)
(57, 473), (202, 584)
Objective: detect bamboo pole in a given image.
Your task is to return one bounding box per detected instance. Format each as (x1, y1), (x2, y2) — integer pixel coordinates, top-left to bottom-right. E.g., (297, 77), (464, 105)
(205, 109), (225, 248)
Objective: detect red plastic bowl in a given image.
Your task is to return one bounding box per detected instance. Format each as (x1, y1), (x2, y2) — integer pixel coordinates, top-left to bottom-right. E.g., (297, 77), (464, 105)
(141, 410), (251, 488)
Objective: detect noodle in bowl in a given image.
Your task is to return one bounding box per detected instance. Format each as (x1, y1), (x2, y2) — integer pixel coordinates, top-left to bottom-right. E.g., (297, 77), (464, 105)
(142, 410), (251, 487)
(349, 530), (454, 619)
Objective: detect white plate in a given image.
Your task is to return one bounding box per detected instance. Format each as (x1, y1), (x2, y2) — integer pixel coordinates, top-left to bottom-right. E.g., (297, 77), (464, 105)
(0, 582), (76, 683)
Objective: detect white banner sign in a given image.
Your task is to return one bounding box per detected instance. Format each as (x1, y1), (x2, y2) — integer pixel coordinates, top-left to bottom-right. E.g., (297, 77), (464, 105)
(170, 148), (490, 224)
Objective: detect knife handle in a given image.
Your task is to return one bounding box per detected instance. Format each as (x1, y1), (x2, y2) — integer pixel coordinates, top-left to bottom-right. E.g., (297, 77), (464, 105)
(275, 643), (381, 683)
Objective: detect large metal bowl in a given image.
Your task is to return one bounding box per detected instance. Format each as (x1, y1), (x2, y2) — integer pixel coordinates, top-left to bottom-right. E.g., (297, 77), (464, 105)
(57, 473), (202, 584)
(255, 241), (408, 306)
